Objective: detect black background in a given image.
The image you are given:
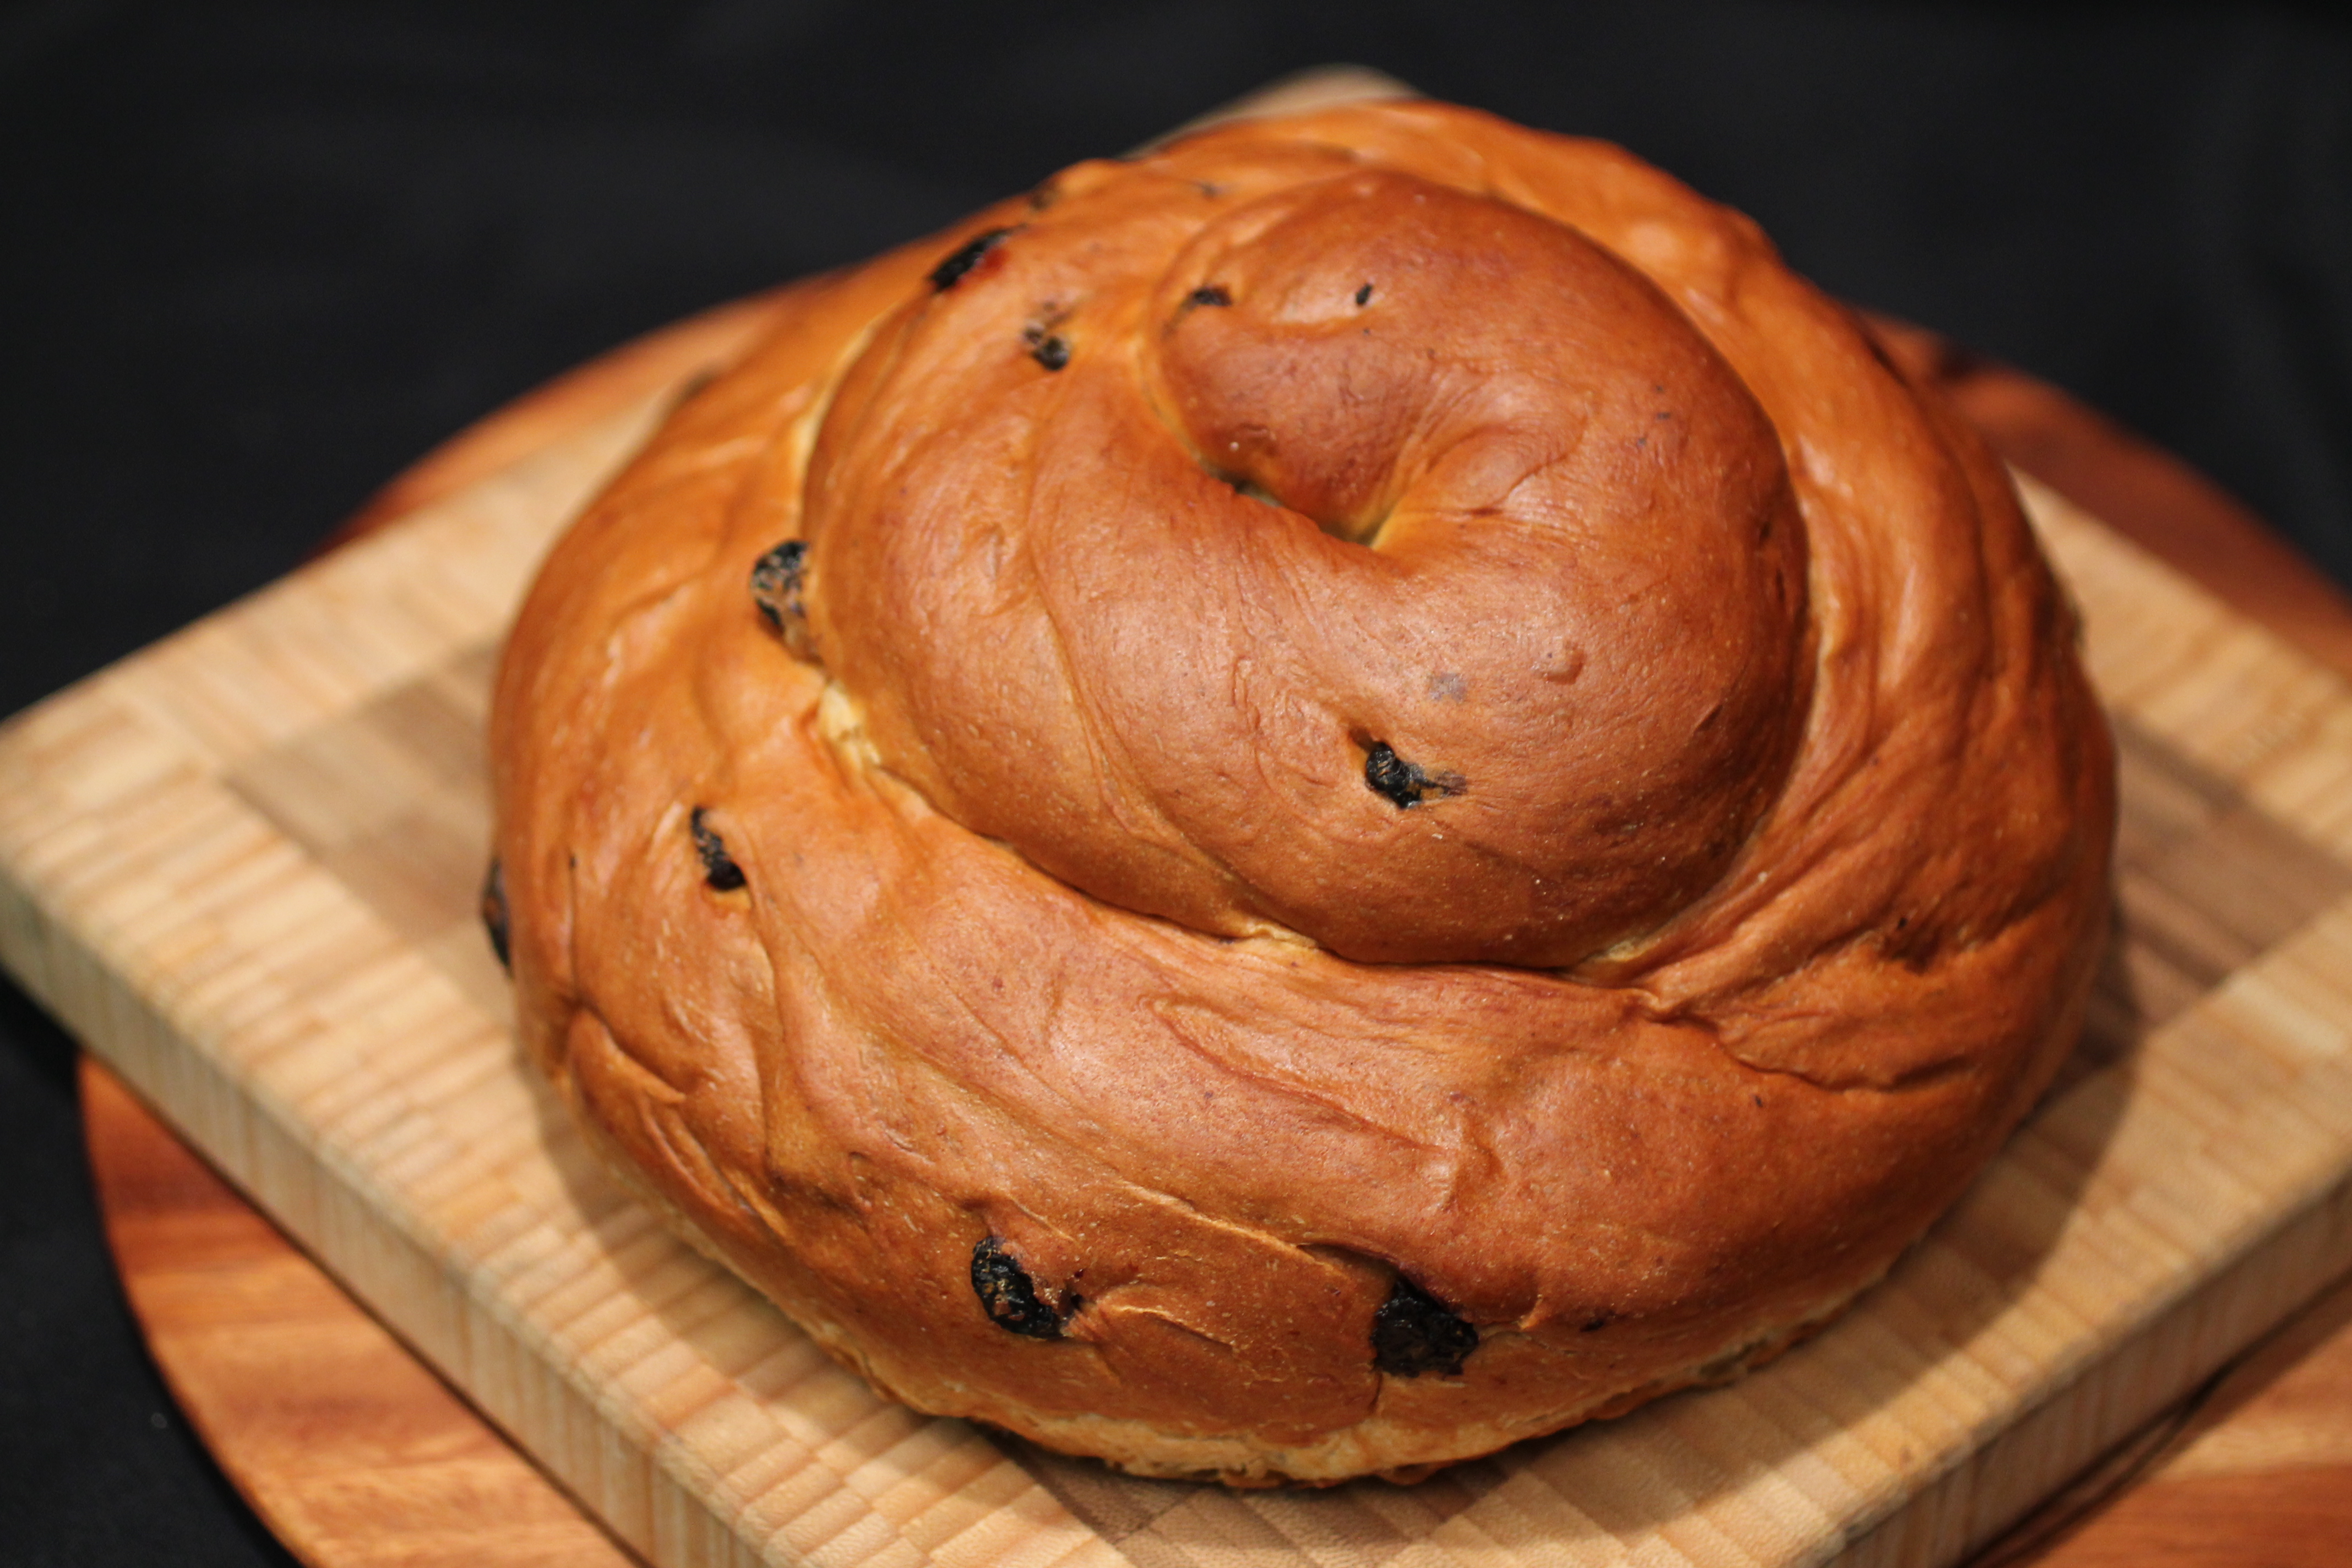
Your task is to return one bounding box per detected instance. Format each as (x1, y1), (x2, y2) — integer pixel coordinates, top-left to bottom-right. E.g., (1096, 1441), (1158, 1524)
(3, 3), (2349, 1561)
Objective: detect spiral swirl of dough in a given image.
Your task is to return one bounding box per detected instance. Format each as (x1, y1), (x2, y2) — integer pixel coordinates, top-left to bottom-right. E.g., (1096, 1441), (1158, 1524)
(492, 101), (2113, 1483)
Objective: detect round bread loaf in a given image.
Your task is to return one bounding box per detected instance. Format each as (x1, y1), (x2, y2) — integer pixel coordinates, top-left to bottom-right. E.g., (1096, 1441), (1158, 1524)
(487, 100), (2115, 1484)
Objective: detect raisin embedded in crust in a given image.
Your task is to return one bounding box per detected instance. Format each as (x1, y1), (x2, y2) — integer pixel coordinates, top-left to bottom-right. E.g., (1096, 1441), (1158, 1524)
(1363, 741), (1462, 809)
(1371, 1276), (1478, 1376)
(1364, 742), (1424, 807)
(749, 540), (808, 633)
(971, 1237), (1067, 1338)
(929, 226), (1015, 291)
(480, 859), (510, 971)
(689, 808), (747, 892)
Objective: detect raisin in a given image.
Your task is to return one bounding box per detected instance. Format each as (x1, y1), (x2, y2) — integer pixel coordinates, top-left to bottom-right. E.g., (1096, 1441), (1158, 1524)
(1355, 282), (1374, 306)
(1371, 1276), (1478, 1376)
(750, 540), (807, 632)
(690, 808), (746, 892)
(929, 227), (1014, 291)
(1364, 741), (1430, 808)
(1187, 284), (1232, 308)
(971, 1237), (1066, 1338)
(1021, 320), (1071, 371)
(480, 859), (510, 971)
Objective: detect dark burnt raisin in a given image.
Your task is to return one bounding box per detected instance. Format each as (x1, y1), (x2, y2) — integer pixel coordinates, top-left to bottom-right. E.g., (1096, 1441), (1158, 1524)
(971, 1237), (1065, 1338)
(690, 808), (746, 892)
(1365, 741), (1430, 808)
(1355, 282), (1374, 306)
(1031, 334), (1070, 371)
(480, 859), (510, 971)
(929, 226), (1014, 290)
(1372, 1276), (1478, 1376)
(1188, 284), (1232, 308)
(750, 540), (807, 632)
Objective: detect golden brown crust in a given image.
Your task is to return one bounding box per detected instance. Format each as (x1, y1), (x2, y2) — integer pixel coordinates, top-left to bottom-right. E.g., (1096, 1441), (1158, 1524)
(489, 100), (2115, 1484)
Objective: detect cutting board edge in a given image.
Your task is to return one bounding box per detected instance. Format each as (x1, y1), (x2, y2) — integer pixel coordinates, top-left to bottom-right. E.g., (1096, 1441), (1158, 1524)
(0, 859), (976, 1568)
(1833, 1174), (2352, 1567)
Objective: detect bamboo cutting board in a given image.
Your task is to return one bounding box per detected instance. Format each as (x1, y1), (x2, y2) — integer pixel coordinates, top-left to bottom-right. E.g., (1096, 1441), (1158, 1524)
(9, 293), (2352, 1568)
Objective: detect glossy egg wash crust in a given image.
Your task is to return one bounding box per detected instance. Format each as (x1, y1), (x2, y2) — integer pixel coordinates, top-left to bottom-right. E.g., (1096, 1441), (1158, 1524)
(489, 101), (2115, 1484)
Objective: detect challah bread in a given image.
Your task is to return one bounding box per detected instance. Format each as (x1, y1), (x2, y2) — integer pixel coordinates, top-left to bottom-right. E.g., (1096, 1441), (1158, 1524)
(487, 99), (2115, 1484)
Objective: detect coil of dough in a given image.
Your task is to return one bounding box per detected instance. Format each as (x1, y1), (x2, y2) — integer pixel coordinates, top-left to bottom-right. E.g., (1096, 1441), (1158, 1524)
(487, 99), (2115, 1484)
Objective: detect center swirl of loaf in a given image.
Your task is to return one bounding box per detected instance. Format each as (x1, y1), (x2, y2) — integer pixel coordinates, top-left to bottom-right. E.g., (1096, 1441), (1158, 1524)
(801, 167), (1809, 965)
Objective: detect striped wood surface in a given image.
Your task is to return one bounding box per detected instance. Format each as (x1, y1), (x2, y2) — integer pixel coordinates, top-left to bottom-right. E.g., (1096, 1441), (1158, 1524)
(78, 1055), (643, 1567)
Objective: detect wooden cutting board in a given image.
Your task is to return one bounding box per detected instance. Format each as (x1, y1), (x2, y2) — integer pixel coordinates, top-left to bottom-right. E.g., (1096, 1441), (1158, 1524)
(10, 192), (2352, 1568)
